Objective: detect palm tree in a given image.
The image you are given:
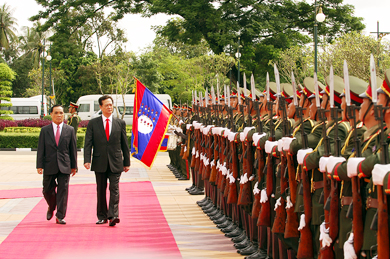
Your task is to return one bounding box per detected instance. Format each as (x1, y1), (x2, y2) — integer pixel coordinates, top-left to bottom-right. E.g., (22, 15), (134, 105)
(19, 23), (46, 68)
(0, 3), (18, 50)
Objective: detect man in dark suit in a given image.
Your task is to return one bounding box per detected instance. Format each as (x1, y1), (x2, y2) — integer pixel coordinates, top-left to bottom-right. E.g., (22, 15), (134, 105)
(84, 95), (130, 226)
(37, 104), (78, 224)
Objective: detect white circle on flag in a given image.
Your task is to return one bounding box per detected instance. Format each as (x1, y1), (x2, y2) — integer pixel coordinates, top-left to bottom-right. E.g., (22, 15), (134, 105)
(138, 115), (153, 134)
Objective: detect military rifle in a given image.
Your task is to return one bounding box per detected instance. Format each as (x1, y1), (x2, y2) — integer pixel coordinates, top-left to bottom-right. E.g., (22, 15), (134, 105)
(258, 72), (275, 227)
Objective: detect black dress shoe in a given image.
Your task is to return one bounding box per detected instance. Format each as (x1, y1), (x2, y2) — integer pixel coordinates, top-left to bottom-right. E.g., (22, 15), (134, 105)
(245, 248), (268, 259)
(202, 203), (214, 211)
(203, 207), (217, 214)
(197, 197), (209, 205)
(238, 243), (258, 255)
(46, 208), (54, 221)
(216, 220), (232, 228)
(234, 237), (251, 249)
(213, 215), (229, 224)
(96, 219), (108, 224)
(109, 217), (120, 226)
(189, 189), (204, 195)
(232, 231), (247, 243)
(210, 212), (225, 221)
(208, 210), (222, 218)
(185, 185), (195, 191)
(56, 217), (66, 224)
(225, 227), (243, 238)
(221, 223), (236, 233)
(178, 176), (188, 180)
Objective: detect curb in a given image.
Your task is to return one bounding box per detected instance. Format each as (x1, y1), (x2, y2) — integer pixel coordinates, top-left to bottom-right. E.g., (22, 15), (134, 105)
(0, 148), (83, 152)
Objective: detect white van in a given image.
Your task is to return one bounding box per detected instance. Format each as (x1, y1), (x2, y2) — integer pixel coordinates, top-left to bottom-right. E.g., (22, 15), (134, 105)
(0, 95), (48, 120)
(76, 94), (172, 125)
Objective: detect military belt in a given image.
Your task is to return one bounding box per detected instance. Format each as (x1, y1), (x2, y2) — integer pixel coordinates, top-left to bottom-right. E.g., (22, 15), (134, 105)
(311, 180), (324, 192)
(366, 197), (378, 209)
(340, 196), (353, 207)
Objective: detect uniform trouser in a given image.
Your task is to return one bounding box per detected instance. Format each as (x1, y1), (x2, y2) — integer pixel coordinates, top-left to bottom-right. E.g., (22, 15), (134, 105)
(42, 172), (70, 220)
(95, 169), (121, 220)
(180, 157), (187, 177)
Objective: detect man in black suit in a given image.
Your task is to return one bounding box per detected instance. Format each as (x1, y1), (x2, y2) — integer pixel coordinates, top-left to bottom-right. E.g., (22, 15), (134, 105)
(37, 104), (78, 224)
(84, 95), (130, 226)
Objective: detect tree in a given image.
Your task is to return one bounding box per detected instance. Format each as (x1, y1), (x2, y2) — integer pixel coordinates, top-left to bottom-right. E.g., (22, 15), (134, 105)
(0, 3), (18, 50)
(0, 63), (16, 119)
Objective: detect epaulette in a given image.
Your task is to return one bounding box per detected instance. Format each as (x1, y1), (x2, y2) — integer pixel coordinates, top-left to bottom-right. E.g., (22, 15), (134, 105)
(304, 118), (315, 128)
(340, 121), (351, 132)
(356, 121), (364, 129)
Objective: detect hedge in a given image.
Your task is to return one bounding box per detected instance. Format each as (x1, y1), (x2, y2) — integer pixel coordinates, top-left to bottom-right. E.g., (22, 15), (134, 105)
(2, 126), (132, 134)
(0, 132), (132, 149)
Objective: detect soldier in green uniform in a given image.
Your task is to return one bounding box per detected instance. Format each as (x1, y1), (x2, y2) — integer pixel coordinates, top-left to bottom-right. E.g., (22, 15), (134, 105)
(347, 70), (390, 258)
(302, 75), (350, 258)
(68, 102), (81, 134)
(324, 76), (368, 258)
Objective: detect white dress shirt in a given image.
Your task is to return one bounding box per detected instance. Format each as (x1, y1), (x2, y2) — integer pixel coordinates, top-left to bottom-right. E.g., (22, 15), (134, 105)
(102, 114), (113, 136)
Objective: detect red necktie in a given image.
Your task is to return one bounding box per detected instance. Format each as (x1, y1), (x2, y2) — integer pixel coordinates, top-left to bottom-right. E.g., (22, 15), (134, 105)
(55, 125), (60, 146)
(105, 119), (110, 141)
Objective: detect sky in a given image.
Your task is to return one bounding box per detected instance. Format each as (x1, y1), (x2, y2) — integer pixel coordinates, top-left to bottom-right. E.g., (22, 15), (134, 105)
(5, 0), (390, 54)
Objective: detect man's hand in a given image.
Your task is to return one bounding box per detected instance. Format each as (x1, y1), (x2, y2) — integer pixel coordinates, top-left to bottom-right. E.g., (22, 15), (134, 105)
(71, 168), (77, 176)
(84, 163), (91, 170)
(37, 168), (43, 174)
(124, 166), (130, 172)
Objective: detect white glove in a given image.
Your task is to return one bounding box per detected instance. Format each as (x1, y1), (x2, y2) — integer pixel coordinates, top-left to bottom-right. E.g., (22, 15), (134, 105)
(179, 120), (184, 125)
(285, 196), (293, 209)
(343, 233), (357, 259)
(210, 159), (215, 167)
(196, 151), (199, 158)
(240, 173), (248, 184)
(260, 189), (268, 203)
(253, 182), (260, 195)
(228, 131), (236, 142)
(192, 121), (198, 126)
(274, 197), (282, 211)
(282, 137), (296, 152)
(347, 157), (365, 178)
(221, 165), (228, 176)
(224, 129), (231, 138)
(192, 147), (196, 155)
(298, 214), (306, 231)
(297, 148), (313, 165)
(265, 140), (278, 154)
(186, 124), (191, 130)
(319, 156), (330, 173)
(240, 132), (245, 142)
(319, 222), (332, 247)
(216, 160), (221, 170)
(243, 126), (255, 137)
(277, 139), (284, 153)
(249, 175), (254, 181)
(327, 156), (346, 174)
(184, 146), (187, 153)
(229, 173), (236, 184)
(252, 133), (266, 146)
(372, 164), (390, 186)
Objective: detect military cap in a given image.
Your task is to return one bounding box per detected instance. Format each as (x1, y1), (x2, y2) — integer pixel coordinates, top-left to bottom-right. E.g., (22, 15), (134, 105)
(322, 75), (344, 105)
(377, 69), (390, 98)
(173, 104), (178, 109)
(267, 82), (277, 101)
(281, 83), (293, 104)
(69, 102), (79, 109)
(254, 88), (264, 99)
(303, 77), (325, 99)
(360, 76), (382, 100)
(338, 76), (367, 105)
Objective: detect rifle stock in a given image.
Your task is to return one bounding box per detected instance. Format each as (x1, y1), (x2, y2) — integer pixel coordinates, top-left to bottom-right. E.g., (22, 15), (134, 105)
(377, 185), (389, 259)
(272, 155), (287, 234)
(297, 167), (313, 259)
(252, 147), (265, 218)
(351, 177), (363, 253)
(227, 140), (238, 204)
(258, 152), (273, 227)
(328, 180), (339, 241)
(209, 134), (219, 183)
(238, 140), (253, 206)
(285, 153), (299, 238)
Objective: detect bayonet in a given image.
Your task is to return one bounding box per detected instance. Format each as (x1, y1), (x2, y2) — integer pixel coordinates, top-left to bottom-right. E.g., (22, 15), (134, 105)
(344, 60), (351, 106)
(370, 54), (377, 104)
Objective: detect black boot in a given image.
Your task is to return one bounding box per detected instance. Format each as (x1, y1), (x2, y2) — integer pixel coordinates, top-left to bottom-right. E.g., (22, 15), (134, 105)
(216, 219), (232, 228)
(225, 227), (243, 238)
(232, 231), (247, 243)
(234, 237), (251, 249)
(238, 242), (258, 255)
(245, 248), (268, 259)
(220, 223), (236, 233)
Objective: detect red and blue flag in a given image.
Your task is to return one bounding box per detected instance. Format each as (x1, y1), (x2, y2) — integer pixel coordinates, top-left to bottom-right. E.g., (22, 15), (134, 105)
(131, 79), (172, 168)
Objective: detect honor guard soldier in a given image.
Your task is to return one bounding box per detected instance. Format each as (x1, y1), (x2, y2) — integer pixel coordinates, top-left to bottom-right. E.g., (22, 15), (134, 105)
(68, 102), (81, 134)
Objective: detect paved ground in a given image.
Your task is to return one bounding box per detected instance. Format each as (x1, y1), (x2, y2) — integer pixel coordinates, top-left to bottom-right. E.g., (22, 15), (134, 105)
(0, 151), (243, 259)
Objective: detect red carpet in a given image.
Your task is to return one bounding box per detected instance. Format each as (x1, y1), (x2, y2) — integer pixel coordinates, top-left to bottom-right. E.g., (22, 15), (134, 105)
(0, 182), (182, 259)
(0, 188), (42, 199)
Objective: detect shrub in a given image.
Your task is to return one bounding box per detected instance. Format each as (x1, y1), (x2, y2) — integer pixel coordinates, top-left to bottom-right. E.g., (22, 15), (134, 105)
(43, 115), (52, 121)
(0, 116), (14, 121)
(15, 118), (52, 128)
(0, 120), (18, 130)
(0, 132), (86, 149)
(79, 120), (89, 128)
